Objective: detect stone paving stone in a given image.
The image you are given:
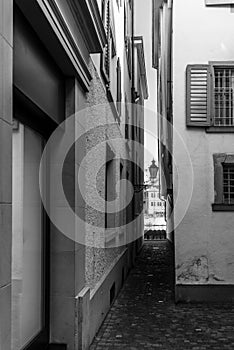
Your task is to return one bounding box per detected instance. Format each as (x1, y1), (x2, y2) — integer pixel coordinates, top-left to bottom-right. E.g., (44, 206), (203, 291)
(90, 240), (234, 349)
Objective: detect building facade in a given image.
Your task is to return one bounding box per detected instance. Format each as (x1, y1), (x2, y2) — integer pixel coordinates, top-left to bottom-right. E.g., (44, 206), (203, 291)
(0, 0), (148, 349)
(153, 0), (234, 302)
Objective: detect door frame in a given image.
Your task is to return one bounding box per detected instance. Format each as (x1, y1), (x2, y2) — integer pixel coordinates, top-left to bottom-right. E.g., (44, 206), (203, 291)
(13, 89), (54, 350)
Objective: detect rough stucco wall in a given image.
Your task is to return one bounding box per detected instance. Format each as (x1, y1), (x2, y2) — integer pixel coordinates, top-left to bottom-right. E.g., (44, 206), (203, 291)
(85, 60), (125, 290)
(173, 0), (234, 285)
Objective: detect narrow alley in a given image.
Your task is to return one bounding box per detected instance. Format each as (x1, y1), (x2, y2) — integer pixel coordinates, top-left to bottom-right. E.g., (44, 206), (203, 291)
(90, 241), (234, 350)
(3, 1), (234, 349)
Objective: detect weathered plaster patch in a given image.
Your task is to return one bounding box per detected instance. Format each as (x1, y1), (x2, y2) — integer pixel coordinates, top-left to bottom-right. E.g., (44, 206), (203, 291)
(177, 256), (209, 283)
(176, 256), (224, 283)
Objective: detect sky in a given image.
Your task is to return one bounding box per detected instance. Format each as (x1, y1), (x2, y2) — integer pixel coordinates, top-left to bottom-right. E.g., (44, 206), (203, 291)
(135, 0), (158, 170)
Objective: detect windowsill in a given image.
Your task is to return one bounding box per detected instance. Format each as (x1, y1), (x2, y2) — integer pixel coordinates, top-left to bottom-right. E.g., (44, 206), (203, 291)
(212, 203), (234, 211)
(205, 0), (233, 6)
(206, 126), (234, 133)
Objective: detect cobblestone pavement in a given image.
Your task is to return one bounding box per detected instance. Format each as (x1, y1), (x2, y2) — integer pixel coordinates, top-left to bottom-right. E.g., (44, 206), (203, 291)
(90, 240), (234, 349)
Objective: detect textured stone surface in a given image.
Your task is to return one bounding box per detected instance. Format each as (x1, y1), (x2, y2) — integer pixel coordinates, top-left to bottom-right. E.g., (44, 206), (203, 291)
(90, 241), (234, 349)
(85, 60), (126, 290)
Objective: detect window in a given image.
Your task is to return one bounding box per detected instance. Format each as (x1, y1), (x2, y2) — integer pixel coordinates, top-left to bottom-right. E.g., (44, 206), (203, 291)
(124, 2), (132, 78)
(125, 97), (129, 140)
(105, 157), (116, 228)
(110, 30), (116, 58)
(186, 63), (234, 130)
(214, 67), (234, 126)
(101, 0), (111, 82)
(213, 153), (234, 211)
(116, 58), (122, 116)
(101, 0), (113, 81)
(125, 37), (132, 78)
(223, 164), (234, 204)
(101, 0), (116, 83)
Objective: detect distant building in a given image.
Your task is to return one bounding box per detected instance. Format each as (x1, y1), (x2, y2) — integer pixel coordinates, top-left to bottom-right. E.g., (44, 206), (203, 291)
(144, 160), (166, 229)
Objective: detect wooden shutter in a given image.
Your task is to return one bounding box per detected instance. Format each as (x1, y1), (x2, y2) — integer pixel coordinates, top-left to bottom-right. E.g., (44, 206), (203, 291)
(186, 65), (212, 126)
(110, 0), (116, 57)
(101, 0), (110, 83)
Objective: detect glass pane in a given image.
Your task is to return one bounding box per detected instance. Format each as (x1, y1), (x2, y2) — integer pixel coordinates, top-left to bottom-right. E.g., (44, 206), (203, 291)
(12, 123), (43, 349)
(214, 67), (234, 126)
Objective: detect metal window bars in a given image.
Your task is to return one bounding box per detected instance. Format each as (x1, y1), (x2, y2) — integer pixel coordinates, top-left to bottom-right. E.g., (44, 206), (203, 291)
(223, 166), (234, 204)
(214, 67), (234, 126)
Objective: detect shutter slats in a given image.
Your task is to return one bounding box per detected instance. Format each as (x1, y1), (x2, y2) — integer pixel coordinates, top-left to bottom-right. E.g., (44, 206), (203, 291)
(101, 0), (110, 82)
(186, 65), (212, 126)
(191, 87), (207, 90)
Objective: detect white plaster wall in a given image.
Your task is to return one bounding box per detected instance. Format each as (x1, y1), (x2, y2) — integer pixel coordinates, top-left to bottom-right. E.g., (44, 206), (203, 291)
(173, 0), (234, 284)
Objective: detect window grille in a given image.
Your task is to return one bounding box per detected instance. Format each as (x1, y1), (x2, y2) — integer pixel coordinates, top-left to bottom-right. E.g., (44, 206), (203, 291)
(214, 68), (234, 126)
(223, 165), (234, 204)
